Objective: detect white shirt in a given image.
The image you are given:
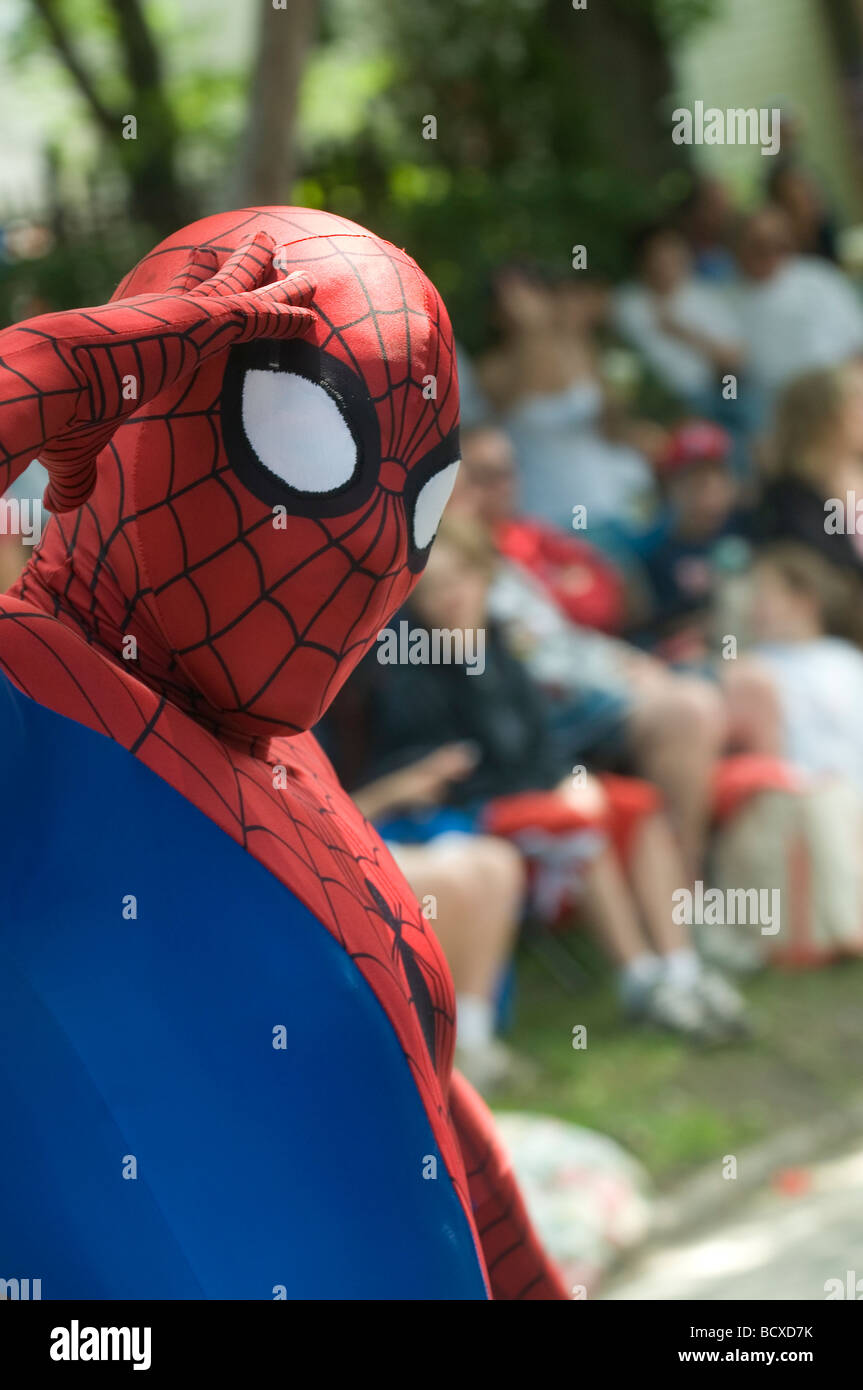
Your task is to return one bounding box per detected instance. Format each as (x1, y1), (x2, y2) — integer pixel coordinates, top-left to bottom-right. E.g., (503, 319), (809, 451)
(489, 558), (630, 696)
(756, 636), (863, 795)
(614, 278), (740, 399)
(732, 258), (863, 396)
(504, 382), (655, 530)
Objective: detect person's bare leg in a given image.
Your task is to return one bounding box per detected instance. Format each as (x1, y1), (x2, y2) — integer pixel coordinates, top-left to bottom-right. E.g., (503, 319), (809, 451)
(393, 835), (531, 1090)
(580, 842), (655, 966)
(625, 810), (750, 1031)
(626, 811), (692, 956)
(439, 836), (524, 1000)
(628, 674), (725, 881)
(390, 842), (474, 988)
(556, 774), (658, 969)
(577, 834), (741, 1036)
(0, 538), (27, 592)
(578, 842), (703, 1028)
(393, 835), (524, 1001)
(721, 658), (784, 755)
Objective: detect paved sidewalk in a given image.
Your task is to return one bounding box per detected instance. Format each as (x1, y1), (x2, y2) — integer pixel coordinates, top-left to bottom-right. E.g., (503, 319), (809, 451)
(604, 1144), (863, 1301)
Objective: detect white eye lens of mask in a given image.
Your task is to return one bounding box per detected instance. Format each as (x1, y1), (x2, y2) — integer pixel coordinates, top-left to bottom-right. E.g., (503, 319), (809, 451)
(412, 460), (460, 551)
(241, 369), (358, 494)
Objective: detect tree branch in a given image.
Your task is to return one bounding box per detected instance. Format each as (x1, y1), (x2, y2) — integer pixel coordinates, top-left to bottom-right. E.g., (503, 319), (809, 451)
(106, 0), (166, 96)
(235, 0), (319, 205)
(29, 0), (119, 135)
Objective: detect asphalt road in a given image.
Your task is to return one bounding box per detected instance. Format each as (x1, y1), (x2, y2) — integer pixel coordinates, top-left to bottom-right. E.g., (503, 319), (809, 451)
(605, 1144), (863, 1301)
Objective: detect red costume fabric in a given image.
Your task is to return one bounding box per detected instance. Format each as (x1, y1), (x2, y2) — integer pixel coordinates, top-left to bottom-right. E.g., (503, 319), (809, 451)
(0, 208), (566, 1300)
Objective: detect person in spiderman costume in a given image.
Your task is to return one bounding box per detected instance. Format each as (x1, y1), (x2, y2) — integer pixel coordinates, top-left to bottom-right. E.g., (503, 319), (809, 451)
(0, 207), (568, 1300)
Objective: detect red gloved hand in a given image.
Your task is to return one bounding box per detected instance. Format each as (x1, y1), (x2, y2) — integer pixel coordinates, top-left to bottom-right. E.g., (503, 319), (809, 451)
(1, 231), (316, 511)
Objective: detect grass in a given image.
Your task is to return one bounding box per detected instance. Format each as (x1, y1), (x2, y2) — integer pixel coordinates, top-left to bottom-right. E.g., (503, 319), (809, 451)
(492, 938), (863, 1189)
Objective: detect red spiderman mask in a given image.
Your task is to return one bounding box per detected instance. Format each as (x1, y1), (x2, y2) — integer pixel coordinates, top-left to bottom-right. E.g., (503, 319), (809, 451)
(26, 208), (460, 738)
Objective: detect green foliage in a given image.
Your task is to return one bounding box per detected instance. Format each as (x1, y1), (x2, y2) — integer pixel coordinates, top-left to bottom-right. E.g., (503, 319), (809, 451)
(15, 0), (242, 238)
(502, 950), (863, 1185)
(0, 225), (151, 323)
(6, 0), (723, 332)
(299, 0), (720, 349)
(655, 0), (722, 42)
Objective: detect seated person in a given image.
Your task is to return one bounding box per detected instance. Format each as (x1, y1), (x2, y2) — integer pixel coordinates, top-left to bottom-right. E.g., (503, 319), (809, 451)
(614, 222), (743, 413)
(350, 745), (532, 1095)
(453, 424), (727, 879)
(675, 174), (737, 284)
(328, 517), (749, 1042)
(630, 420), (750, 660)
(755, 361), (863, 620)
(732, 206), (863, 409)
(477, 263), (656, 531)
(729, 543), (863, 792)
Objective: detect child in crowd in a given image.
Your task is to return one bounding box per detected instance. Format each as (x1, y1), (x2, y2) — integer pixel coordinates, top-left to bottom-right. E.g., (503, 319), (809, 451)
(632, 420), (749, 660)
(757, 361), (863, 621)
(739, 544), (863, 792)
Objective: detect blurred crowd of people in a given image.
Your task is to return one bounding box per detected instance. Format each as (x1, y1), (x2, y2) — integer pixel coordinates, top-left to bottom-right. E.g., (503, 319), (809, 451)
(5, 158), (863, 1099)
(322, 163), (863, 1094)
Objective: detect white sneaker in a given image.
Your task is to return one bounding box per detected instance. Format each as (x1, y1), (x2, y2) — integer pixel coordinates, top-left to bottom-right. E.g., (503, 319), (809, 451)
(626, 976), (718, 1042)
(694, 968), (752, 1037)
(694, 922), (765, 976)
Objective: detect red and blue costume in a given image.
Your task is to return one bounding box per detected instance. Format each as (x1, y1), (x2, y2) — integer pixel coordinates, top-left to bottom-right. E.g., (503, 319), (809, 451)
(0, 208), (566, 1299)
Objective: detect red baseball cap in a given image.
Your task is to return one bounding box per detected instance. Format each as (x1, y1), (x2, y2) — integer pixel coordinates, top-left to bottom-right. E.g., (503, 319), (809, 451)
(660, 420), (730, 475)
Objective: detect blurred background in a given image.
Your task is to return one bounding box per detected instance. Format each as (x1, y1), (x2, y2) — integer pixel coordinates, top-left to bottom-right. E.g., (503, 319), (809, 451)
(6, 0), (863, 1300)
(5, 0), (863, 327)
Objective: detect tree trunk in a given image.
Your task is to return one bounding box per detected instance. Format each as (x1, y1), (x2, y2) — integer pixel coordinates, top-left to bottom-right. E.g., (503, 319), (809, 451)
(235, 0), (319, 207)
(107, 0), (192, 236)
(547, 0), (687, 183)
